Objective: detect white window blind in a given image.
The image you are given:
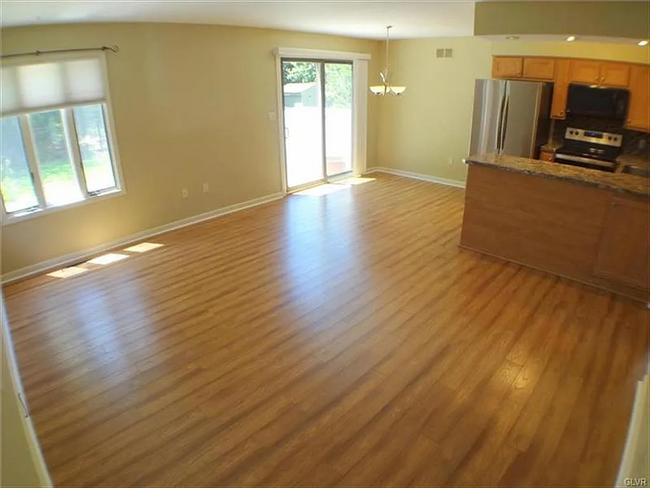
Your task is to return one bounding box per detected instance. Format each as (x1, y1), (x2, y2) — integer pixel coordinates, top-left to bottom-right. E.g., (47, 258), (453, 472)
(1, 54), (106, 116)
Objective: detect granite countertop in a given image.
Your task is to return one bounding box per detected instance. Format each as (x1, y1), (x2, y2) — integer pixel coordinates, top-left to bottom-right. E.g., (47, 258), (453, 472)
(466, 154), (650, 197)
(616, 153), (650, 170)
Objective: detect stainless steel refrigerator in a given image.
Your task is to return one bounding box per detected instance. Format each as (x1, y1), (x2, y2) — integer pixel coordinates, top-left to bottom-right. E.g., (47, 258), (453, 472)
(469, 79), (552, 158)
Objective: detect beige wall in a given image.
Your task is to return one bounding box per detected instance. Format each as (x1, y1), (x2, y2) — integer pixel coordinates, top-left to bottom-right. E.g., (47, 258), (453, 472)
(376, 37), (493, 181)
(2, 299), (51, 487)
(374, 37), (650, 181)
(1, 23), (381, 274)
(475, 1), (650, 40)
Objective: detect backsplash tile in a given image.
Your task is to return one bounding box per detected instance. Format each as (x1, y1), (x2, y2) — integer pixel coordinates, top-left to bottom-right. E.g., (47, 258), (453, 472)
(551, 115), (649, 158)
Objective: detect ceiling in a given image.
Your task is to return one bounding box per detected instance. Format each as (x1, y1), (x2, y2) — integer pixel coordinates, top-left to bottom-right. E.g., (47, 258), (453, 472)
(2, 1), (474, 39)
(1, 0), (645, 39)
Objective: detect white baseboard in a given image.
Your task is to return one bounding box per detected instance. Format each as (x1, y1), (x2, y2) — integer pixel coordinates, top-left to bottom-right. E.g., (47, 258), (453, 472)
(365, 167), (466, 189)
(2, 192), (284, 284)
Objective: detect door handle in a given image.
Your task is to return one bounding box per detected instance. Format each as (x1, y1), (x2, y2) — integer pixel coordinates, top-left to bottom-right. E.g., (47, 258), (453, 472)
(284, 127), (289, 139)
(496, 84), (507, 152)
(500, 95), (510, 153)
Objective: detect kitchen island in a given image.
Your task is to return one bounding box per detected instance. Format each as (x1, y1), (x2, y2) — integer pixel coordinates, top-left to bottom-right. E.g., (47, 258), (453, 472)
(460, 154), (650, 302)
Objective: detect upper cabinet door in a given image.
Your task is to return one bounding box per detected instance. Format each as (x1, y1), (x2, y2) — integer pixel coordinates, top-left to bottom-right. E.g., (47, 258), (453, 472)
(522, 58), (556, 80)
(627, 65), (650, 132)
(569, 59), (601, 85)
(551, 59), (570, 120)
(599, 62), (630, 88)
(492, 57), (523, 78)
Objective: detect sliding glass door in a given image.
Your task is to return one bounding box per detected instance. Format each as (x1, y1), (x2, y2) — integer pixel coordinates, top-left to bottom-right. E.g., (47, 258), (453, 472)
(281, 59), (353, 190)
(324, 63), (353, 177)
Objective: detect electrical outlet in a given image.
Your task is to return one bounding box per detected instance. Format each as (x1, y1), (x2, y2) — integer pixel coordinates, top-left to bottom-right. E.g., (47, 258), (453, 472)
(268, 112), (277, 122)
(639, 139), (647, 150)
(448, 157), (454, 166)
(202, 182), (209, 193)
(182, 188), (189, 199)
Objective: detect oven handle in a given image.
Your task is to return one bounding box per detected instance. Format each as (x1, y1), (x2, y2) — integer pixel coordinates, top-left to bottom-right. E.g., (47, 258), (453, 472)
(555, 153), (616, 168)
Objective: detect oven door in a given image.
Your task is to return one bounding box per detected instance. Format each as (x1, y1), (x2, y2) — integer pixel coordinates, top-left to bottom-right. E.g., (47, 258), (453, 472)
(555, 152), (616, 172)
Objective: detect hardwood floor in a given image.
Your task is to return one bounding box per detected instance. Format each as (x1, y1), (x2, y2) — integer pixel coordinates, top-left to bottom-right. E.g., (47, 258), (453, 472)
(4, 174), (648, 487)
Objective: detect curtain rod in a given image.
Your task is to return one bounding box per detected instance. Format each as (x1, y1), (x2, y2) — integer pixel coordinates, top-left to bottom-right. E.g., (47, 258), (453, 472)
(1, 45), (119, 60)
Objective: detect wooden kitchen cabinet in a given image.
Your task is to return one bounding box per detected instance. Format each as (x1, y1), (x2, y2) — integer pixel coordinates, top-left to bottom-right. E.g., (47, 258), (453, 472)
(551, 59), (570, 120)
(593, 197), (650, 290)
(599, 62), (631, 87)
(539, 150), (555, 162)
(627, 65), (650, 132)
(569, 59), (602, 85)
(492, 55), (647, 131)
(462, 163), (649, 301)
(569, 59), (630, 87)
(522, 57), (556, 80)
(492, 57), (523, 78)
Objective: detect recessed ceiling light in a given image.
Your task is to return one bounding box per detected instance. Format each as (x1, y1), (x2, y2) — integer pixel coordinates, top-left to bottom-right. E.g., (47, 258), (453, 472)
(566, 36), (576, 42)
(639, 40), (649, 46)
(506, 36), (519, 40)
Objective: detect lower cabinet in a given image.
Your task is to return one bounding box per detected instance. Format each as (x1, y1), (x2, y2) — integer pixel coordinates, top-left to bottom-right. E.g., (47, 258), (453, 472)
(461, 165), (650, 301)
(593, 197), (650, 290)
(539, 150), (555, 162)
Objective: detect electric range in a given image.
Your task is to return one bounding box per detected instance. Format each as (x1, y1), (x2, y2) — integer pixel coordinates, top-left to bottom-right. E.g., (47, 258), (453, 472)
(555, 127), (623, 172)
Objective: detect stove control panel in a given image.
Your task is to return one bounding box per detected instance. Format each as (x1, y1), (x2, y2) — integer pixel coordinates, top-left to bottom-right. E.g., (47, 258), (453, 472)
(564, 128), (623, 148)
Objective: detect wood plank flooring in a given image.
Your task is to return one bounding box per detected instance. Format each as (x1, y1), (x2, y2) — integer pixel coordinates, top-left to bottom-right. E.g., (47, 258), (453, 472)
(4, 174), (648, 487)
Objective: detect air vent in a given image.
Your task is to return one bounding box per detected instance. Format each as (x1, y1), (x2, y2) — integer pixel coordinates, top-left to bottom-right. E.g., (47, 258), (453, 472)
(436, 48), (454, 59)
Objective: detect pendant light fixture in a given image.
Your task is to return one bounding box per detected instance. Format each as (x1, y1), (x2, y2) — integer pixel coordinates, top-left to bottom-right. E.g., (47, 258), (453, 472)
(370, 26), (406, 96)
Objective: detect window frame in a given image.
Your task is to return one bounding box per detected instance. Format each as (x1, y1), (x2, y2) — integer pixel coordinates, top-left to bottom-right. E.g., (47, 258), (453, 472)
(0, 52), (125, 225)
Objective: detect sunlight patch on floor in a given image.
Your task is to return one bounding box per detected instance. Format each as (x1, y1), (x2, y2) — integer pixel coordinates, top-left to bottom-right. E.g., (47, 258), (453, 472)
(87, 253), (129, 265)
(47, 266), (88, 279)
(294, 184), (348, 196)
(337, 177), (375, 185)
(294, 177), (376, 196)
(124, 242), (164, 253)
(44, 243), (165, 280)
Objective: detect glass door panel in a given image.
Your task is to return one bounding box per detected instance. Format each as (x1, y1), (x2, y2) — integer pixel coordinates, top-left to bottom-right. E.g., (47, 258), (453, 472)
(282, 60), (324, 189)
(324, 63), (353, 177)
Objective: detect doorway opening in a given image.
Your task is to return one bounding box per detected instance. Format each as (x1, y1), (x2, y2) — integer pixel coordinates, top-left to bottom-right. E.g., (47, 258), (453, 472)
(281, 59), (354, 191)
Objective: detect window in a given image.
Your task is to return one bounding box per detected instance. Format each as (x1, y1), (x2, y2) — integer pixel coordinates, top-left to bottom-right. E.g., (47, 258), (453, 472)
(0, 53), (122, 220)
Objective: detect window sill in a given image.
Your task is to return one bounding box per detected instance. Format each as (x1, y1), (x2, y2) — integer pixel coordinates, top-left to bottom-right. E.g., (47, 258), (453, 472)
(2, 189), (125, 226)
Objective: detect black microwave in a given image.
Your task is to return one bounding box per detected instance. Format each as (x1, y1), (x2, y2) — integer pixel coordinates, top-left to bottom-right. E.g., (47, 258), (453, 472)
(567, 83), (630, 120)
(566, 84), (629, 120)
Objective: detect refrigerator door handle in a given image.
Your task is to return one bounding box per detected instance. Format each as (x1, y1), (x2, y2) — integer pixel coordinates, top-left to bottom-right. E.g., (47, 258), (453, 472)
(495, 84), (507, 153)
(500, 94), (510, 154)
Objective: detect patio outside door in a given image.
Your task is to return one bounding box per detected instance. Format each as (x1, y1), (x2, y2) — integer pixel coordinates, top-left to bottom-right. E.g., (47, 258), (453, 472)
(281, 59), (353, 190)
